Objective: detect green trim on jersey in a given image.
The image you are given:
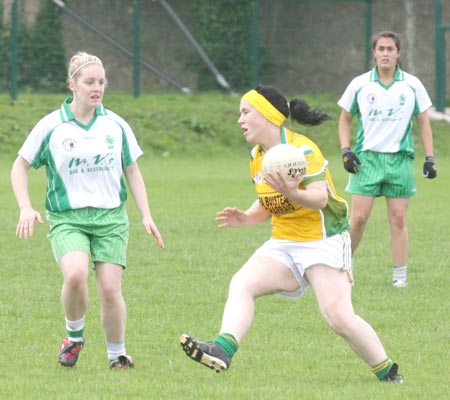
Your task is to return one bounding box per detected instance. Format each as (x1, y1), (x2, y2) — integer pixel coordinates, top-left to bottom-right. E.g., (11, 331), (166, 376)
(120, 125), (135, 204)
(372, 65), (402, 90)
(20, 98), (143, 212)
(30, 126), (71, 211)
(60, 97), (107, 130)
(338, 65), (431, 158)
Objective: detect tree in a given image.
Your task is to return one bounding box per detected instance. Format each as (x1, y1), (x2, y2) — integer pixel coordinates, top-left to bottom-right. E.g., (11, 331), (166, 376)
(189, 0), (272, 91)
(0, 0), (10, 91)
(25, 0), (66, 92)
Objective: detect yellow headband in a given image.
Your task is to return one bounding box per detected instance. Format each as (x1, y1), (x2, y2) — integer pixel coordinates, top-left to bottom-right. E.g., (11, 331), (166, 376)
(242, 89), (287, 127)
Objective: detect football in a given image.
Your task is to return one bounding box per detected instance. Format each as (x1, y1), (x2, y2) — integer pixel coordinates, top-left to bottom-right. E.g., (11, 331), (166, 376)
(262, 144), (307, 182)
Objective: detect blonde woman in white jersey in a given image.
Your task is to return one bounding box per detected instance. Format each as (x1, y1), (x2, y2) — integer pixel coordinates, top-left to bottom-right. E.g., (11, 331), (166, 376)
(11, 51), (165, 369)
(338, 31), (436, 288)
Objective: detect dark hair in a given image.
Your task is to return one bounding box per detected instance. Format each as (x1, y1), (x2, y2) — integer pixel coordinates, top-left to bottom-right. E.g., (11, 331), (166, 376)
(255, 84), (330, 126)
(371, 30), (401, 51)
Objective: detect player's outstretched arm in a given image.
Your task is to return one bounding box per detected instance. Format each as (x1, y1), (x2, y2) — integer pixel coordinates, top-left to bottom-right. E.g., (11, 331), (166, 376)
(216, 200), (270, 229)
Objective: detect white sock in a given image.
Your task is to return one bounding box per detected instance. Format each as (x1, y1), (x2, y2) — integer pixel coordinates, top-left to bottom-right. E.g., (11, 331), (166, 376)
(107, 340), (126, 361)
(65, 316), (85, 341)
(392, 266), (407, 282)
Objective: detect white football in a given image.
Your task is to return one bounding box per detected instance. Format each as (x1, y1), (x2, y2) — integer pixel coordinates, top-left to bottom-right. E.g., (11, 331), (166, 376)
(262, 144), (307, 182)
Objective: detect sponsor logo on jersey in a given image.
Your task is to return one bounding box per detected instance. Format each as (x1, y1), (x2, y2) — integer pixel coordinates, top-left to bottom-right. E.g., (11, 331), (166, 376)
(63, 138), (77, 152)
(366, 93), (377, 104)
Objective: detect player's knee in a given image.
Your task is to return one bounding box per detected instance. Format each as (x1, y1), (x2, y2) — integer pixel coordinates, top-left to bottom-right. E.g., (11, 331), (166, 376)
(351, 213), (369, 227)
(63, 273), (87, 291)
(99, 282), (122, 305)
(321, 305), (353, 336)
(389, 214), (407, 230)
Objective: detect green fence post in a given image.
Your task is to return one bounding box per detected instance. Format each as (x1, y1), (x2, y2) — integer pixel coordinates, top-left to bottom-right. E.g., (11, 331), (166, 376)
(133, 0), (141, 98)
(250, 0), (260, 88)
(10, 0), (19, 102)
(434, 0), (445, 112)
(364, 0), (373, 71)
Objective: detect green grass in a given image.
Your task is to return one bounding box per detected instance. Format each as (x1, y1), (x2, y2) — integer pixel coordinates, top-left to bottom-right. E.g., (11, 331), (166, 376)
(1, 92), (449, 399)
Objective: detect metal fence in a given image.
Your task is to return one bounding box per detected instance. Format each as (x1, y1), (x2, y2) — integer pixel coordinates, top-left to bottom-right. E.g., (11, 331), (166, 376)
(2, 0), (450, 110)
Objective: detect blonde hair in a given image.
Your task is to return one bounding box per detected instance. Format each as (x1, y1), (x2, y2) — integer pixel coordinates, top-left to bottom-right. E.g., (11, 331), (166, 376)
(67, 51), (104, 82)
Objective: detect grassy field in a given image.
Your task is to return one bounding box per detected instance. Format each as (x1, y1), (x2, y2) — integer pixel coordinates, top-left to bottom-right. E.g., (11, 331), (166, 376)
(0, 92), (449, 399)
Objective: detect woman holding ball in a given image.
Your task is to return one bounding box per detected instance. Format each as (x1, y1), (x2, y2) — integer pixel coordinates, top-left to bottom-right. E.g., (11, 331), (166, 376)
(180, 84), (402, 383)
(11, 51), (164, 369)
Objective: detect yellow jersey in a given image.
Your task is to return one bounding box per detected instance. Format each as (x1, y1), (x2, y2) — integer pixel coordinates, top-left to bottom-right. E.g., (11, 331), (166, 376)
(250, 127), (349, 241)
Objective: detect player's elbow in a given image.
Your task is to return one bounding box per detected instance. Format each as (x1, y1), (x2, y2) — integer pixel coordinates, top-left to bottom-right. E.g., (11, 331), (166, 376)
(316, 194), (328, 210)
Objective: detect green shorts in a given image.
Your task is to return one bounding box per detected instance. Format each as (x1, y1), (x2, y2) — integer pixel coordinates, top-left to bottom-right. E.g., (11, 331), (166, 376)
(346, 151), (416, 198)
(47, 205), (129, 267)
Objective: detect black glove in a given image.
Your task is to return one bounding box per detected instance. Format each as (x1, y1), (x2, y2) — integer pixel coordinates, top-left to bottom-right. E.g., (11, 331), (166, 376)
(423, 156), (437, 179)
(342, 147), (361, 173)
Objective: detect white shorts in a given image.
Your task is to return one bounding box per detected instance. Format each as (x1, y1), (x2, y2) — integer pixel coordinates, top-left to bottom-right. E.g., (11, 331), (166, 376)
(251, 232), (353, 299)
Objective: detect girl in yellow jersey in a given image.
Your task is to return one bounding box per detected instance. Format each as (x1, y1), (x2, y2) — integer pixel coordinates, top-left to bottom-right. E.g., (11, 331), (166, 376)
(180, 85), (402, 383)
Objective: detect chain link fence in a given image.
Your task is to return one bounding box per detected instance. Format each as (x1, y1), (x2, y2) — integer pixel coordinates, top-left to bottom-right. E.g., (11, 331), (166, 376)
(2, 0), (449, 105)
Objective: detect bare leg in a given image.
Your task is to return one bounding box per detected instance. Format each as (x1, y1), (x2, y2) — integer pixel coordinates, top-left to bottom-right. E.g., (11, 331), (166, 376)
(306, 264), (388, 366)
(386, 197), (410, 266)
(180, 255), (301, 372)
(219, 256), (300, 342)
(60, 251), (90, 320)
(95, 262), (126, 342)
(349, 194), (376, 254)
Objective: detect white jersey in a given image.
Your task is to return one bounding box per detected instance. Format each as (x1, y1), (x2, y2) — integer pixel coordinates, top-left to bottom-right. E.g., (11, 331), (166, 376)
(338, 66), (432, 156)
(19, 98), (143, 211)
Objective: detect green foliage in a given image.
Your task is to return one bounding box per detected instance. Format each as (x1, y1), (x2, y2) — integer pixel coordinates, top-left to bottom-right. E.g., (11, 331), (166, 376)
(0, 0), (9, 92)
(16, 16), (34, 89)
(3, 0), (66, 93)
(2, 91), (449, 161)
(25, 0), (66, 92)
(189, 0), (273, 91)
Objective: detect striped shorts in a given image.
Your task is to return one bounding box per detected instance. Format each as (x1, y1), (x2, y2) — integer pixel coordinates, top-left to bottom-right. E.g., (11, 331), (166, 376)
(346, 151), (416, 198)
(47, 205), (129, 267)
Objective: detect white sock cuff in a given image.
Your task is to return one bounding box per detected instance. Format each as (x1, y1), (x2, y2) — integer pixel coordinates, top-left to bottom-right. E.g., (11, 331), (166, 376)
(65, 316), (86, 332)
(106, 340), (126, 360)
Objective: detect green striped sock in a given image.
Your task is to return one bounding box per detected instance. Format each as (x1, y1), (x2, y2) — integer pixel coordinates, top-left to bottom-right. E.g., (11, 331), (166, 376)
(372, 358), (393, 380)
(65, 317), (85, 340)
(67, 329), (84, 340)
(213, 333), (239, 357)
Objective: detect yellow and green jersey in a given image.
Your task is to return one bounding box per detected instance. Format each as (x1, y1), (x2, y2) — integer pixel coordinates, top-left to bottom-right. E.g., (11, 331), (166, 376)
(250, 127), (349, 241)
